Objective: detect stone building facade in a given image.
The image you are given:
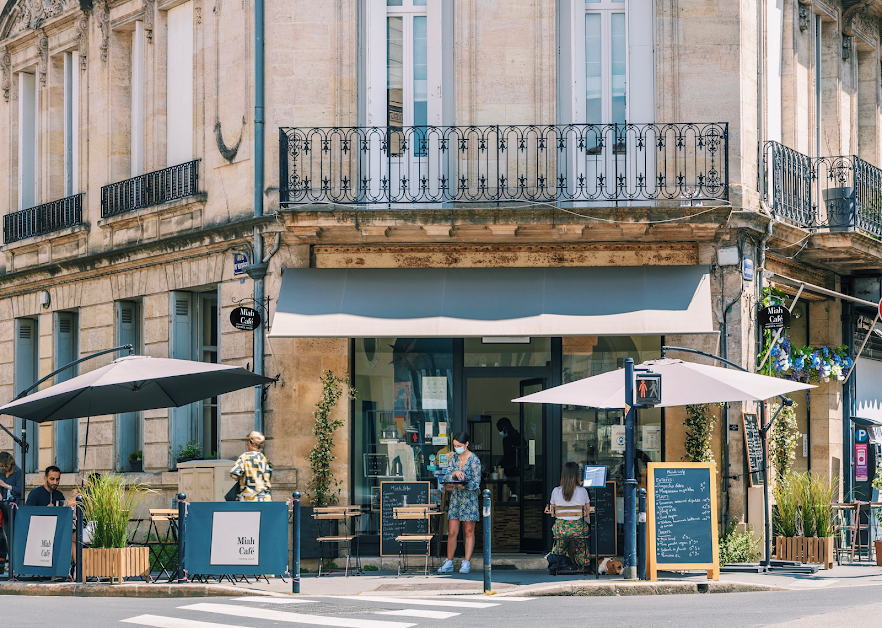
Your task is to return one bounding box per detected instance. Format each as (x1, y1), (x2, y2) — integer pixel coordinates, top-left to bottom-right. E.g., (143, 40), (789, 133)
(0, 0), (880, 552)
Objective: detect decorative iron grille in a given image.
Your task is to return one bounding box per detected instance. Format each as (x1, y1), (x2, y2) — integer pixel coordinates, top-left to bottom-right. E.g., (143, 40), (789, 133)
(101, 159), (200, 218)
(279, 123), (729, 206)
(763, 141), (882, 237)
(3, 193), (84, 244)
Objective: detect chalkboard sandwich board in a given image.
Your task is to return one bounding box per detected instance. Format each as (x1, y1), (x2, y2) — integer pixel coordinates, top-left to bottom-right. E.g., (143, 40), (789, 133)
(741, 412), (765, 487)
(380, 481), (431, 557)
(647, 462), (719, 582)
(592, 481), (617, 557)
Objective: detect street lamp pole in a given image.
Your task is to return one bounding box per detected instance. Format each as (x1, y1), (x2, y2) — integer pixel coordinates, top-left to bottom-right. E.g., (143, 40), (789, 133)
(623, 358), (638, 580)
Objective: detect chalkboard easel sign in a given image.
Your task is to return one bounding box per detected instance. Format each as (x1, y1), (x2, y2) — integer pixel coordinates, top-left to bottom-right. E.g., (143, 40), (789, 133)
(380, 481), (431, 557)
(741, 412), (765, 487)
(647, 462), (719, 582)
(592, 481), (617, 557)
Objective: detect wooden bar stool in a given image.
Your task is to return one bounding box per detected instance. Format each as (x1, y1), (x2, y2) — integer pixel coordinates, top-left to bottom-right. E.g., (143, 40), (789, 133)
(547, 503), (593, 575)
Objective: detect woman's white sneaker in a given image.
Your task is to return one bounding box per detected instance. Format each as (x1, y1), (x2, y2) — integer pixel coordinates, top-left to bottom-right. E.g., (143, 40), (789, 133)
(459, 560), (471, 574)
(437, 559), (454, 574)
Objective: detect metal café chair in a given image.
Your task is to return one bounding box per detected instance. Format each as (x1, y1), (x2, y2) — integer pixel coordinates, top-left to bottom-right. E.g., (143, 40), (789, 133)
(313, 506), (362, 576)
(547, 503), (593, 575)
(393, 504), (441, 576)
(144, 508), (180, 583)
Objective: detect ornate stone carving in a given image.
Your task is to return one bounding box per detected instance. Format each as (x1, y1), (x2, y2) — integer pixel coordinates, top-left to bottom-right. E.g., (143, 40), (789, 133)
(76, 16), (88, 71)
(842, 35), (851, 60)
(144, 0), (155, 43)
(37, 29), (48, 86)
(9, 0), (71, 36)
(194, 0), (201, 24)
(799, 4), (811, 33)
(1, 48), (11, 102)
(843, 2), (880, 46)
(95, 0), (109, 62)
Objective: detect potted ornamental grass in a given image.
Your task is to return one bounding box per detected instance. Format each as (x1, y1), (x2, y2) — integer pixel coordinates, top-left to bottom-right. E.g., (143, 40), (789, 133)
(80, 473), (154, 583)
(873, 469), (882, 566)
(772, 471), (837, 569)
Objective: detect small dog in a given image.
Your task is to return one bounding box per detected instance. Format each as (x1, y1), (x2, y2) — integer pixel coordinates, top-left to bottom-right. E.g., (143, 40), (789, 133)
(598, 557), (624, 576)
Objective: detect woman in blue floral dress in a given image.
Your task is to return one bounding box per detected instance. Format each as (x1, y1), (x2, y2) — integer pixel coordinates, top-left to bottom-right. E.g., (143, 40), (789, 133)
(437, 431), (482, 574)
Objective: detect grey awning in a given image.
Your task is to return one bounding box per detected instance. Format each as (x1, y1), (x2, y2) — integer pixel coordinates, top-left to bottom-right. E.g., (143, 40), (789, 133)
(268, 266), (714, 338)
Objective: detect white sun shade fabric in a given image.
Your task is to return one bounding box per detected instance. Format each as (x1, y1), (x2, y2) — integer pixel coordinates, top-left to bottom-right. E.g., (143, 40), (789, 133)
(268, 266), (714, 339)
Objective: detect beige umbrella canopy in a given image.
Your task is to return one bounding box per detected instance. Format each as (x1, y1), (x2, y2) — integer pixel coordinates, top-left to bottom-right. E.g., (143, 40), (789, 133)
(514, 358), (815, 408)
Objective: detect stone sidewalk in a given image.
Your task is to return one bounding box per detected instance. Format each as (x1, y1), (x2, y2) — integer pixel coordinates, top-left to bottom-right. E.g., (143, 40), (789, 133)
(3, 562), (880, 597)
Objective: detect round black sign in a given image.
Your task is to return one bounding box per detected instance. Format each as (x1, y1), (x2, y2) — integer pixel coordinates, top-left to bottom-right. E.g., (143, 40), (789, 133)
(230, 306), (262, 331)
(759, 305), (791, 330)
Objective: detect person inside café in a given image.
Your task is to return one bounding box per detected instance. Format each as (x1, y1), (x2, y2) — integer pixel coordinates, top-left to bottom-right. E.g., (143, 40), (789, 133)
(496, 417), (525, 500)
(26, 465), (78, 506)
(0, 452), (22, 505)
(545, 462), (591, 566)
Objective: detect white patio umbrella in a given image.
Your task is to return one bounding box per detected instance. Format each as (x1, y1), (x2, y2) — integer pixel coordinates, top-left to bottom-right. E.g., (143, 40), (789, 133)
(513, 358), (815, 407)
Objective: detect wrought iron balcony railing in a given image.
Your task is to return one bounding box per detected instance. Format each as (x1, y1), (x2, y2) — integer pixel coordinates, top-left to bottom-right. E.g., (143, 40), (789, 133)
(3, 193), (84, 244)
(101, 159), (200, 218)
(280, 123), (729, 206)
(763, 141), (882, 237)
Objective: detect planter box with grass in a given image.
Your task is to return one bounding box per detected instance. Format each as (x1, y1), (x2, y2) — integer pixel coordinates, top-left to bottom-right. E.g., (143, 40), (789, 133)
(82, 547), (150, 583)
(775, 536), (834, 569)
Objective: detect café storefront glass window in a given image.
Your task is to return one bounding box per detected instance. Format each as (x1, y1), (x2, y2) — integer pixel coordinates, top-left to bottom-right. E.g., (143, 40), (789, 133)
(561, 336), (662, 524)
(353, 338), (453, 532)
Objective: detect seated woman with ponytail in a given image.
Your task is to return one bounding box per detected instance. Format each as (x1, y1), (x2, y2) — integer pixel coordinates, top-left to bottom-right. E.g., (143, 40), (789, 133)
(545, 462), (591, 567)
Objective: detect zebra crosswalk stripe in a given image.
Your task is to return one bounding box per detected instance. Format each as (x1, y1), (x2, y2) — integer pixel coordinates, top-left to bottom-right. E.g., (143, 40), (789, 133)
(374, 610), (460, 619)
(178, 603), (416, 628)
(333, 596), (498, 609)
(231, 597), (316, 604)
(122, 615), (251, 628)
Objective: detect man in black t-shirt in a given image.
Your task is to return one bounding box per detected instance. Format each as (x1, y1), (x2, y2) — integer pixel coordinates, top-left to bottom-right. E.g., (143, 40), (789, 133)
(25, 466), (67, 506)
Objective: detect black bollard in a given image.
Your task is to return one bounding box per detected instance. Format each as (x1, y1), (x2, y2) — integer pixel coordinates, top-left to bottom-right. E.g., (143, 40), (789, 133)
(176, 493), (186, 583)
(292, 492), (301, 594)
(482, 489), (491, 593)
(76, 495), (84, 583)
(637, 488), (647, 581)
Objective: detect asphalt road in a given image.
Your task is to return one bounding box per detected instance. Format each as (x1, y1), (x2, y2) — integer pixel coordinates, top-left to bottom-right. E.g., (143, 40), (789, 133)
(4, 586), (882, 628)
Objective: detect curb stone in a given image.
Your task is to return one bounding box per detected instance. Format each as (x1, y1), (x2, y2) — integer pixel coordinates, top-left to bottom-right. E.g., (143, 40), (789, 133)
(498, 581), (789, 597)
(0, 583), (286, 598)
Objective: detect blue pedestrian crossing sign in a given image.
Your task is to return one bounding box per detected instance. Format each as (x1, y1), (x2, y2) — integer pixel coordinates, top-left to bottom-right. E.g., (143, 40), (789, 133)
(636, 373), (662, 406)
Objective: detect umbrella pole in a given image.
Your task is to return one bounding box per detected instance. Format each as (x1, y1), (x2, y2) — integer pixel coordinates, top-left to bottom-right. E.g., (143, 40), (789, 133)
(83, 418), (90, 474)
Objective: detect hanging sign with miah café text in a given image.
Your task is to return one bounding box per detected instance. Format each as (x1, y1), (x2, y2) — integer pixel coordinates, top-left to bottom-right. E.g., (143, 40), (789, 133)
(230, 306), (262, 331)
(759, 305), (791, 330)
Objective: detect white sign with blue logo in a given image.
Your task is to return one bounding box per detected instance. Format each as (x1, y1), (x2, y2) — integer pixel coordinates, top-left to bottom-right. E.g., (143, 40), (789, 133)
(743, 258), (755, 282)
(210, 511), (261, 566)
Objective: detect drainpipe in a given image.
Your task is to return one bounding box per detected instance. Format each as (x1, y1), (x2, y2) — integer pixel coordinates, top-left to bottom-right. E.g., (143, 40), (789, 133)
(758, 0), (764, 195)
(721, 237), (746, 527)
(250, 0), (265, 432)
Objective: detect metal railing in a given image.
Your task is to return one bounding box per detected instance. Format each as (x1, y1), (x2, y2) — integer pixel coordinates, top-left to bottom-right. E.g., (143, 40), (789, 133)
(763, 141), (882, 237)
(3, 193), (84, 244)
(101, 159), (200, 218)
(280, 123), (729, 206)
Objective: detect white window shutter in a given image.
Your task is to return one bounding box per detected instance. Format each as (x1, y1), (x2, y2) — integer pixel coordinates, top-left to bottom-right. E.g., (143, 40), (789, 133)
(626, 0), (654, 124)
(557, 0), (584, 125)
(364, 0), (387, 128)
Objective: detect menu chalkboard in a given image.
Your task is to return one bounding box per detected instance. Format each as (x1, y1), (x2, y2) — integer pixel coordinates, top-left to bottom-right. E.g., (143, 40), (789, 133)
(742, 412), (764, 487)
(380, 481), (430, 556)
(592, 481), (617, 557)
(647, 463), (719, 582)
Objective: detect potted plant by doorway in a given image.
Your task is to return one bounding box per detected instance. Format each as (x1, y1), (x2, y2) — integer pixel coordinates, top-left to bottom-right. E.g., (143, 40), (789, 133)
(128, 450), (143, 473)
(80, 474), (154, 583)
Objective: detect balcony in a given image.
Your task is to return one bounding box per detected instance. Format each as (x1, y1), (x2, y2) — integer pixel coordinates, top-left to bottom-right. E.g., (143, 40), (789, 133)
(763, 141), (882, 238)
(3, 193), (84, 244)
(101, 159), (200, 219)
(279, 123), (729, 207)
